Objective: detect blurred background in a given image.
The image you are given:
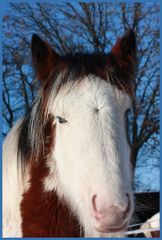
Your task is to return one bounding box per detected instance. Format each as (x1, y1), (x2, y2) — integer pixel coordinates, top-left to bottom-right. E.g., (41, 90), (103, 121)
(2, 2), (160, 192)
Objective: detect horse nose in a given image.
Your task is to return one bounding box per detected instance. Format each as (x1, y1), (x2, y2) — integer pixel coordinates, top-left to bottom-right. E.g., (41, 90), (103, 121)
(92, 193), (131, 231)
(92, 193), (130, 219)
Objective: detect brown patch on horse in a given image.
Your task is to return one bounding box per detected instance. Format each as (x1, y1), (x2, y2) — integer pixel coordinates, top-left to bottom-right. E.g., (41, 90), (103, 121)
(20, 115), (81, 237)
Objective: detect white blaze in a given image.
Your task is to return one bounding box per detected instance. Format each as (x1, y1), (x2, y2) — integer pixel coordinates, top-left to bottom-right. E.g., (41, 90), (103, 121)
(45, 76), (133, 237)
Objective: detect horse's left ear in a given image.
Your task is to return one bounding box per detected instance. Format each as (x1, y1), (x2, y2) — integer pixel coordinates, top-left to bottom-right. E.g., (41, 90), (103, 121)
(110, 30), (137, 90)
(111, 30), (136, 59)
(31, 34), (60, 83)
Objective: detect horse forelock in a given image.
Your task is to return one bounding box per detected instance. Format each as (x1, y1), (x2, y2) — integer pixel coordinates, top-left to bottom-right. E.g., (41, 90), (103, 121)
(45, 52), (136, 98)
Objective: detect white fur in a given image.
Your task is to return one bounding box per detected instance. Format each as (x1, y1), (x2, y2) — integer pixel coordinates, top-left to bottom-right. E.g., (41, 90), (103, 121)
(3, 119), (30, 237)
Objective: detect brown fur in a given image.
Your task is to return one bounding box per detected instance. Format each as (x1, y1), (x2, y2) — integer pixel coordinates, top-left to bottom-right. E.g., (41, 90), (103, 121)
(20, 115), (82, 237)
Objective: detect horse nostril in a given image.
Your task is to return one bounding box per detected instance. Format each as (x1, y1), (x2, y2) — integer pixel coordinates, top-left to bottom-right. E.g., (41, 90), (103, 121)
(113, 193), (131, 216)
(92, 195), (102, 219)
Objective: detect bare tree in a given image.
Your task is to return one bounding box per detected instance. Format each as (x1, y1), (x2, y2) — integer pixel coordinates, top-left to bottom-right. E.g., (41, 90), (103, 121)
(2, 2), (160, 190)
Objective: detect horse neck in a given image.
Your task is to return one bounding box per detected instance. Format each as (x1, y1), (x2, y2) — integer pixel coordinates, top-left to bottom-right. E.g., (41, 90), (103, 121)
(21, 155), (82, 237)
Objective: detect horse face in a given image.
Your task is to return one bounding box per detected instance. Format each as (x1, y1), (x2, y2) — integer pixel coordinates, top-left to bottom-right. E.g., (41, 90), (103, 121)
(46, 77), (133, 234)
(32, 31), (136, 236)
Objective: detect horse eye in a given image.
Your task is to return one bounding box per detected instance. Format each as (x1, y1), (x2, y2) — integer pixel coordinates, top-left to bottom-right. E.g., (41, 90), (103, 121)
(125, 108), (132, 126)
(55, 116), (67, 124)
(125, 108), (132, 144)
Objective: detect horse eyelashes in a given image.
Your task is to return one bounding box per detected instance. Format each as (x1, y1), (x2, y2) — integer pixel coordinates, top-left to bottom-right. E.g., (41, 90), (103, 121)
(55, 116), (67, 124)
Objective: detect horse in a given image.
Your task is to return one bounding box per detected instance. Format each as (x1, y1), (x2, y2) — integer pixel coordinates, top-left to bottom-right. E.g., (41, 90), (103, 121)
(3, 30), (137, 237)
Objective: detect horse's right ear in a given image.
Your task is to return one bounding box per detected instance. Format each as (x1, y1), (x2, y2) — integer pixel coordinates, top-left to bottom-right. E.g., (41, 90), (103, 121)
(111, 30), (136, 58)
(31, 34), (59, 83)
